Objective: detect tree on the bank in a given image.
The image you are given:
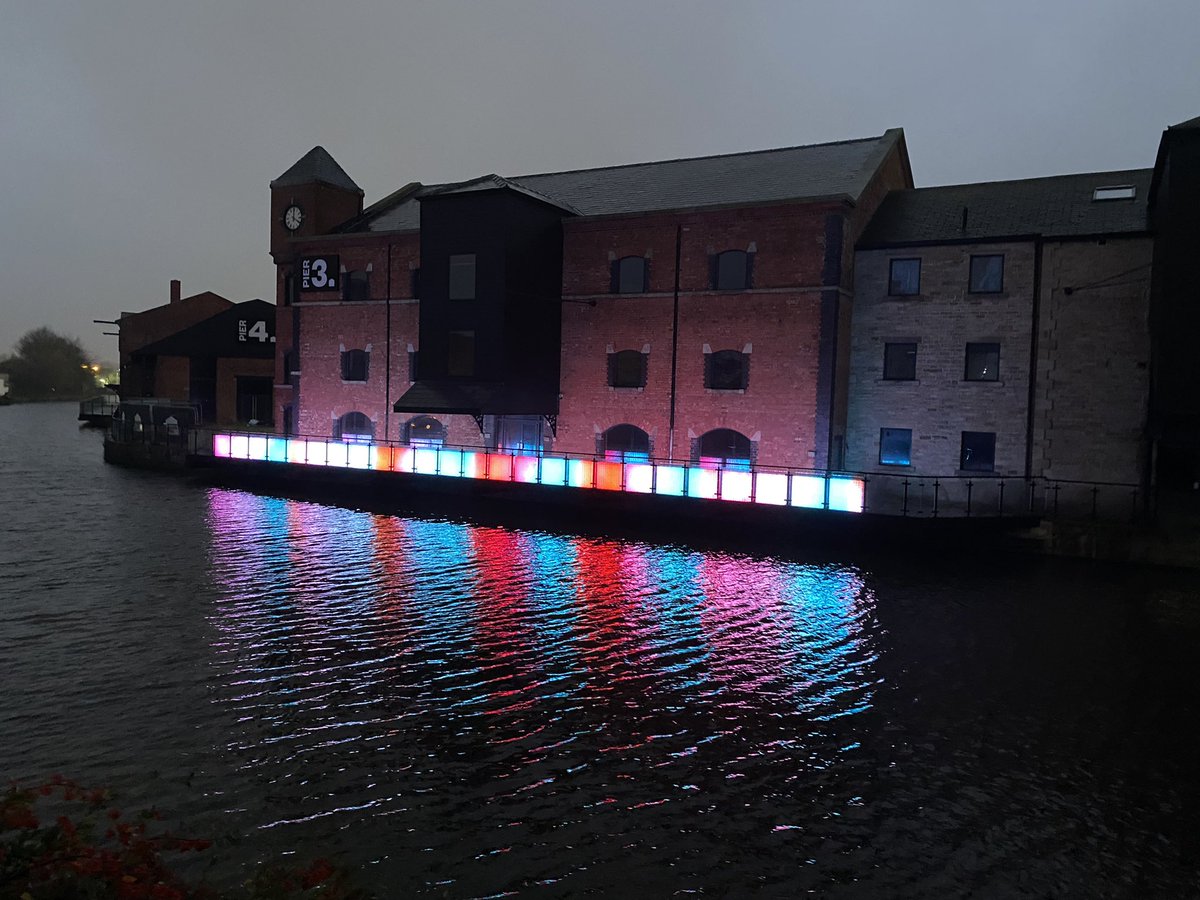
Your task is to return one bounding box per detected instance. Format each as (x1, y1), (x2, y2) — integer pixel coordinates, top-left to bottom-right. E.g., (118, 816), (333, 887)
(0, 327), (97, 400)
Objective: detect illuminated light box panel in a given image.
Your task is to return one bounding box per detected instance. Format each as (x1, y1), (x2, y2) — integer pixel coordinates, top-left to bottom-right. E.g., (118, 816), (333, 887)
(828, 476), (866, 514)
(485, 453), (514, 482)
(513, 456), (540, 484)
(412, 448), (439, 475)
(594, 461), (623, 491)
(212, 434), (864, 514)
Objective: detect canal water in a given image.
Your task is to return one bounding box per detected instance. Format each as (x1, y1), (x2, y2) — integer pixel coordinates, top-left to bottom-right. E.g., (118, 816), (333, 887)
(2, 403), (1198, 897)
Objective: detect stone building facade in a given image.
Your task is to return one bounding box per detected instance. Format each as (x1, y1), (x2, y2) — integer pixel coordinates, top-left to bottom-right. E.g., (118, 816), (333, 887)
(1032, 237), (1153, 484)
(846, 170), (1154, 491)
(847, 241), (1036, 477)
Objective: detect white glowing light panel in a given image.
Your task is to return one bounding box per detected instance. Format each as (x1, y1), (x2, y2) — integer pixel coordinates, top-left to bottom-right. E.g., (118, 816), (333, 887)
(213, 435), (865, 514)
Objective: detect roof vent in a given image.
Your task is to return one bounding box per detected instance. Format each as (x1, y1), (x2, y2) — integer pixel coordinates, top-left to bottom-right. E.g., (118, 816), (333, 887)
(1092, 185), (1136, 201)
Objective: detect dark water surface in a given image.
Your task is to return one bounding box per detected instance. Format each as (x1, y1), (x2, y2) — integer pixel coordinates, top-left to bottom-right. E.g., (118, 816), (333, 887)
(2, 403), (1199, 897)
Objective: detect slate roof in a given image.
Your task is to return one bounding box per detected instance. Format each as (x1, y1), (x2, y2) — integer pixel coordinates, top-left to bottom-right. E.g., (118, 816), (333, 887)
(351, 130), (906, 233)
(858, 168), (1153, 247)
(1168, 115), (1200, 131)
(358, 194), (422, 232)
(271, 146), (364, 195)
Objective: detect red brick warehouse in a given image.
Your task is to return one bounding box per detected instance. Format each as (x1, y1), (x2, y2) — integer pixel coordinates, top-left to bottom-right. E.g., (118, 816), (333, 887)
(267, 132), (912, 470)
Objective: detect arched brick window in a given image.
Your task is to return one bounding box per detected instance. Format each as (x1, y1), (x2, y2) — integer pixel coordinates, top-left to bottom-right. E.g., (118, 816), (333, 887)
(694, 428), (754, 470)
(335, 411), (373, 442)
(404, 415), (446, 447)
(598, 424), (651, 462)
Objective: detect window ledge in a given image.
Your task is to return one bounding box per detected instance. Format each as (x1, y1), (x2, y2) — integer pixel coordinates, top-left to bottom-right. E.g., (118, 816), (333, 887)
(887, 293), (923, 300)
(704, 388), (747, 395)
(340, 379), (369, 385)
(608, 386), (645, 393)
(877, 378), (920, 384)
(961, 379), (1005, 385)
(967, 291), (1008, 299)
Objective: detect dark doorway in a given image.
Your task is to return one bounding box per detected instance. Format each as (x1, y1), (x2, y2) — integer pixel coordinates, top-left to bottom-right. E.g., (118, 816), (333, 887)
(496, 415), (544, 453)
(236, 376), (274, 425)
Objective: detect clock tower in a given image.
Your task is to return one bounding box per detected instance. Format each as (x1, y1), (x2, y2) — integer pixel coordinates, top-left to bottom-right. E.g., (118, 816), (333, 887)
(269, 146), (364, 261)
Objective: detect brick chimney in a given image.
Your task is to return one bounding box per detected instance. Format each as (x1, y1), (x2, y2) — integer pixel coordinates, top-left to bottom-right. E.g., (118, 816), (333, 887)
(170, 279), (181, 304)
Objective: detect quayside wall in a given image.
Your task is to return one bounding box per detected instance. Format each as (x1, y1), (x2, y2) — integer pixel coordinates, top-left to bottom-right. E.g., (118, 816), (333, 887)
(104, 430), (1199, 568)
(194, 430), (1048, 561)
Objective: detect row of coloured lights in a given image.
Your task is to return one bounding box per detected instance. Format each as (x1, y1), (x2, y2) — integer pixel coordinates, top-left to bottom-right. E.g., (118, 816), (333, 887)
(212, 434), (865, 513)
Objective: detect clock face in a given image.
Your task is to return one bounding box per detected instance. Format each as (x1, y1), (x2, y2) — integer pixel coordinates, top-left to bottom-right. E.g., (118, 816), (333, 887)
(283, 205), (304, 231)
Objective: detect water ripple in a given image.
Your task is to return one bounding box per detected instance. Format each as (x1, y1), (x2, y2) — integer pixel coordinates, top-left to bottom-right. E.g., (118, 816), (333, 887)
(4, 405), (1200, 897)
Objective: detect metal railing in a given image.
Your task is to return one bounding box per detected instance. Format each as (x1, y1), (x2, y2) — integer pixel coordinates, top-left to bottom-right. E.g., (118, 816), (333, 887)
(858, 471), (1148, 523)
(78, 395), (119, 419)
(194, 427), (1152, 524)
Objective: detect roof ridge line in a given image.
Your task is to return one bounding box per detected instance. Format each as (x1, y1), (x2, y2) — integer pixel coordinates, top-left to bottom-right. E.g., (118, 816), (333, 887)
(350, 181), (423, 222)
(509, 132), (891, 181)
(912, 167), (1154, 191)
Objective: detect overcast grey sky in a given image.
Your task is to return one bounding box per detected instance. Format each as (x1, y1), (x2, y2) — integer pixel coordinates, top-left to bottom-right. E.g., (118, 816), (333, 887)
(3, 0), (1198, 361)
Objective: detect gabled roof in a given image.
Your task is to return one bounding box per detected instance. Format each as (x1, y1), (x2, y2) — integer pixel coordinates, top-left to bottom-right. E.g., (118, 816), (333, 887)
(422, 174), (583, 215)
(271, 146), (364, 195)
(858, 168), (1153, 247)
(348, 129), (906, 233)
(121, 291), (232, 321)
(134, 299), (276, 359)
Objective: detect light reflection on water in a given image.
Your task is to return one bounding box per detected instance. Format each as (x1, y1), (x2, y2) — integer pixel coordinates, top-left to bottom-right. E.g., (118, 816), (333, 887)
(3, 405), (1199, 898)
(204, 490), (882, 893)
